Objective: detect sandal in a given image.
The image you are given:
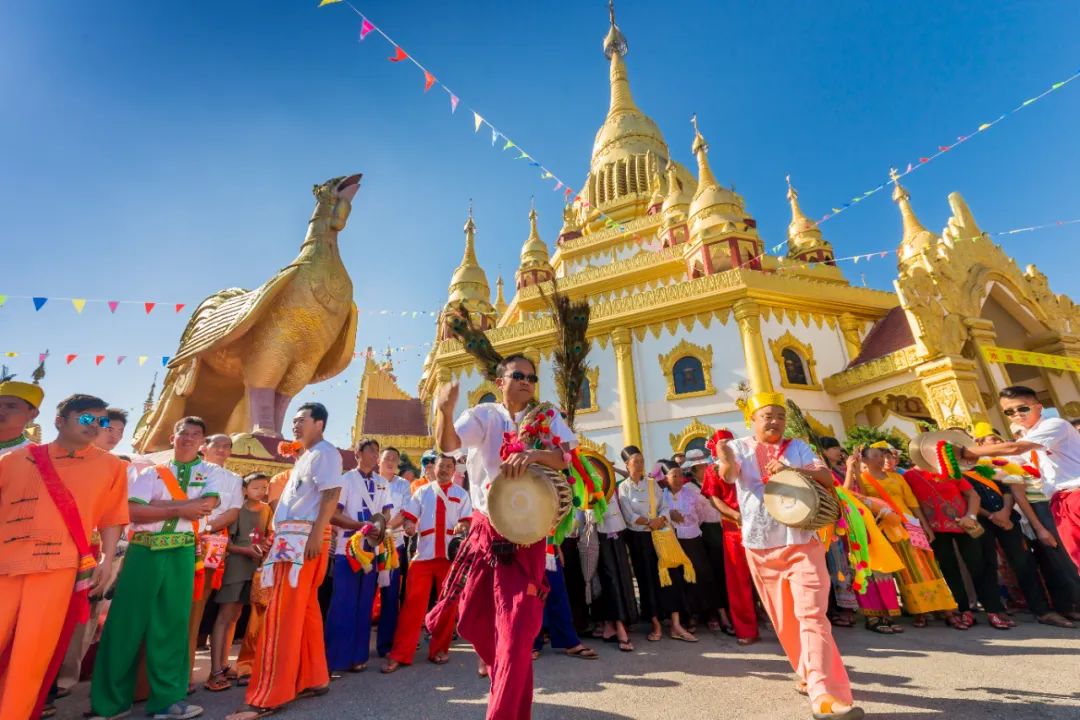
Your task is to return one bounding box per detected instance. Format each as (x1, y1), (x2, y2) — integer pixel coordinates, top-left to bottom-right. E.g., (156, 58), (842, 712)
(236, 675), (250, 687)
(795, 680), (809, 696)
(911, 615), (928, 629)
(296, 685), (330, 700)
(225, 706), (277, 720)
(618, 640), (634, 652)
(1038, 612), (1076, 628)
(886, 621), (904, 634)
(565, 645), (599, 659)
(348, 663), (367, 673)
(671, 630), (699, 642)
(381, 660), (402, 674)
(430, 652), (450, 665)
(961, 611), (976, 627)
(865, 617), (893, 634)
(736, 636), (761, 646)
(987, 613), (1012, 630)
(532, 650), (542, 660)
(647, 630), (662, 642)
(945, 613), (969, 631)
(204, 670), (233, 692)
(812, 696), (865, 720)
(830, 613), (856, 628)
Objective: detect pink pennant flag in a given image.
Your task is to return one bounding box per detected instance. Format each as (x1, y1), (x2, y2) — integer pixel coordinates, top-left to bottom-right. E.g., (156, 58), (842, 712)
(879, 251), (889, 258)
(554, 181), (563, 191)
(144, 302), (155, 314)
(450, 94), (459, 113)
(175, 303), (185, 313)
(905, 163), (913, 173)
(359, 18), (375, 40)
(938, 145), (951, 152)
(95, 355), (105, 366)
(117, 355), (127, 365)
(66, 354), (77, 365)
(108, 300), (119, 313)
(919, 157), (930, 163)
(388, 46), (408, 62)
(39, 353), (48, 363)
(473, 112), (483, 132)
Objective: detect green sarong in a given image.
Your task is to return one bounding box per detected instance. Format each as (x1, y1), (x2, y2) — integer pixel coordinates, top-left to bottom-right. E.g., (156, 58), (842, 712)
(90, 543), (195, 716)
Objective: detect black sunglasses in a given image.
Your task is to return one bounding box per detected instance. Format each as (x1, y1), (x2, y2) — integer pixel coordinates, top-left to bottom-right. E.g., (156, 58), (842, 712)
(507, 371), (539, 384)
(1002, 406), (1032, 417)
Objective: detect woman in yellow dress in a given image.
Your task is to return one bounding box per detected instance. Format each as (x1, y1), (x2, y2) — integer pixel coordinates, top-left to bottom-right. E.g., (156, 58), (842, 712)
(845, 444), (957, 627)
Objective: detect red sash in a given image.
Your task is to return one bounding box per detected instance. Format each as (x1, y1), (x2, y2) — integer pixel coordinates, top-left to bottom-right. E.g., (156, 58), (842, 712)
(156, 464), (207, 599)
(754, 438), (793, 482)
(14, 444), (97, 718)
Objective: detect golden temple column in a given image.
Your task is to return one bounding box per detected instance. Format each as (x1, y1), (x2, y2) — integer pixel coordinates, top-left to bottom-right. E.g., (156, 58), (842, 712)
(838, 313), (863, 363)
(611, 328), (642, 450)
(916, 356), (988, 429)
(964, 318), (1011, 392)
(733, 300), (775, 394)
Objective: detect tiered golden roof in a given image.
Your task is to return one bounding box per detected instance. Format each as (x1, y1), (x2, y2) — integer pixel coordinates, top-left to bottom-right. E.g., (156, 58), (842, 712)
(516, 205), (554, 289)
(785, 176), (833, 261)
(890, 169), (938, 264)
(686, 116), (757, 242)
(446, 208), (493, 309)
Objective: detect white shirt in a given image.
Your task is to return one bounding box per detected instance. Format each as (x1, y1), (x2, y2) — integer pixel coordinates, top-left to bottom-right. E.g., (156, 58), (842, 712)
(618, 476), (670, 532)
(335, 469), (395, 555)
(402, 481), (472, 561)
(386, 475), (412, 548)
(207, 466), (244, 525)
(454, 402), (577, 517)
(669, 484), (713, 540)
(274, 439), (345, 526)
(129, 459), (226, 534)
(590, 498), (628, 535)
(1023, 416), (1080, 495)
(728, 437), (826, 550)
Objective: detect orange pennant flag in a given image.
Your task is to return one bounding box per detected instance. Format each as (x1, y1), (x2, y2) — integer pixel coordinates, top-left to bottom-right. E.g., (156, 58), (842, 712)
(388, 46), (408, 62)
(423, 70), (435, 92)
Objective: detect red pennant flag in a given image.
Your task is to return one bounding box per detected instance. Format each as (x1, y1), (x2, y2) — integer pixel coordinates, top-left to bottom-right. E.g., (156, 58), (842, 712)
(144, 302), (155, 314)
(938, 145), (950, 152)
(564, 187), (573, 198)
(175, 303), (185, 313)
(107, 300), (119, 313)
(388, 46), (408, 62)
(919, 157), (930, 163)
(66, 354), (77, 365)
(95, 355), (105, 366)
(423, 70), (435, 92)
(360, 18), (375, 40)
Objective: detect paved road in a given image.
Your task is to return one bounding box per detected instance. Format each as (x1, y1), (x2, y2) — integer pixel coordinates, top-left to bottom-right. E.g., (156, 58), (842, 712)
(56, 616), (1080, 719)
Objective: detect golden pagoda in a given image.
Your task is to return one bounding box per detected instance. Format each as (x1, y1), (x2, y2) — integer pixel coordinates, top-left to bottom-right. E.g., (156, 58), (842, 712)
(395, 3), (1080, 459)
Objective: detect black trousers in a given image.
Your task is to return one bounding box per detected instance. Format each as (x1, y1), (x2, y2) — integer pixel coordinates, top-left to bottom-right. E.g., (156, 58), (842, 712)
(930, 531), (1004, 612)
(1031, 501), (1080, 613)
(625, 530), (665, 621)
(560, 537), (592, 633)
(979, 516), (1050, 616)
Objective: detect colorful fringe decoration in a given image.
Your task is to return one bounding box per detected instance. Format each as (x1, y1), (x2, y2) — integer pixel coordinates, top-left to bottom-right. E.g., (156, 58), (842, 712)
(552, 449), (608, 544)
(345, 532), (376, 573)
(831, 486), (872, 594)
(935, 441), (963, 480)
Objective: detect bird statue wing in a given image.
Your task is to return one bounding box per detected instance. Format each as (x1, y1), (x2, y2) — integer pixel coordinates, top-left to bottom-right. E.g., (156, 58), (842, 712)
(311, 301), (359, 383)
(167, 264), (300, 369)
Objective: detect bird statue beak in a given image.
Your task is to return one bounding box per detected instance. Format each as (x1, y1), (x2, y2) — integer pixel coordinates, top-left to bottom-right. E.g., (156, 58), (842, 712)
(336, 173), (362, 202)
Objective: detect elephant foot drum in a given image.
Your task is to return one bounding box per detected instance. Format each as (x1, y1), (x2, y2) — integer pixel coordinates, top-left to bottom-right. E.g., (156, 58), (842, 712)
(488, 464), (572, 545)
(763, 468), (841, 531)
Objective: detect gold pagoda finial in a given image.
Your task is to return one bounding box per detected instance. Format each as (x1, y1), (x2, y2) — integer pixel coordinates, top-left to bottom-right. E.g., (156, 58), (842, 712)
(143, 373), (158, 414)
(890, 169), (936, 262)
(784, 175), (830, 257)
(690, 114), (719, 196)
(785, 175), (812, 229)
(603, 0), (628, 59)
(446, 203), (493, 308)
(494, 276), (508, 315)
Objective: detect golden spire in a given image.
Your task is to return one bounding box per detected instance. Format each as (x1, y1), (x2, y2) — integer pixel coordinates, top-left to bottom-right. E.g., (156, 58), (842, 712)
(447, 203), (492, 307)
(784, 176), (832, 259)
(890, 169), (936, 262)
(517, 202), (554, 289)
(494, 276), (508, 315)
(143, 373), (157, 414)
(690, 115), (719, 198)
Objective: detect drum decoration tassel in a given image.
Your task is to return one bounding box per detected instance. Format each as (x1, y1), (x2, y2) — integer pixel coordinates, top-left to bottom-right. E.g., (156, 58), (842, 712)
(832, 487), (871, 594)
(935, 441), (963, 480)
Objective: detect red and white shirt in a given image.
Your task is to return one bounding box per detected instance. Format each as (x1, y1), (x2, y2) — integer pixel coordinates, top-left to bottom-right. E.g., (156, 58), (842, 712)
(401, 480), (472, 562)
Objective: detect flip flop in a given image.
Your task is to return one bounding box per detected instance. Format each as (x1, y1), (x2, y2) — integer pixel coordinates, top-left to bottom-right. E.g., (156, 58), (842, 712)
(204, 671), (233, 692)
(670, 630), (699, 642)
(812, 697), (865, 720)
(224, 706), (277, 720)
(618, 640), (634, 652)
(296, 685), (330, 700)
(736, 636), (761, 646)
(795, 680), (809, 696)
(382, 660), (402, 674)
(646, 631), (662, 642)
(565, 646), (599, 659)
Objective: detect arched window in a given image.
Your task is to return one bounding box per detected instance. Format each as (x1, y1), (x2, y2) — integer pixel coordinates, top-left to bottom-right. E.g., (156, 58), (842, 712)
(673, 356), (706, 395)
(576, 367), (600, 414)
(685, 436), (709, 456)
(781, 348), (809, 386)
(478, 392), (496, 405)
(577, 378), (591, 410)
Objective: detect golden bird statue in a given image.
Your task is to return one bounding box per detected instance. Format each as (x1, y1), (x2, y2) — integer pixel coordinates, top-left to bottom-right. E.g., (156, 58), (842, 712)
(133, 174), (361, 452)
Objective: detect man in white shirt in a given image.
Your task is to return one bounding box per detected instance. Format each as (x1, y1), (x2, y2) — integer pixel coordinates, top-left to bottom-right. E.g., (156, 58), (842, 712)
(91, 416), (222, 720)
(430, 355), (574, 720)
(376, 445), (411, 649)
(716, 393), (863, 720)
(382, 452), (472, 673)
(229, 403), (343, 720)
(965, 385), (1080, 570)
(325, 438), (393, 672)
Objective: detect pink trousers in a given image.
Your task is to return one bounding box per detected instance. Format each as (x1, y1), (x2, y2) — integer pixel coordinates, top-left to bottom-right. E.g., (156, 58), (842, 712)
(451, 513), (547, 720)
(745, 540), (853, 705)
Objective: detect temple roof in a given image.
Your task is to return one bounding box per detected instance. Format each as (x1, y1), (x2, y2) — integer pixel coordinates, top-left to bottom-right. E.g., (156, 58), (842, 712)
(359, 397), (428, 436)
(847, 306), (915, 368)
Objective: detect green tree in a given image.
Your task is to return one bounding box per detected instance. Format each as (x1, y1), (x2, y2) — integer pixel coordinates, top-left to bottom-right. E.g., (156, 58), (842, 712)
(842, 425), (912, 467)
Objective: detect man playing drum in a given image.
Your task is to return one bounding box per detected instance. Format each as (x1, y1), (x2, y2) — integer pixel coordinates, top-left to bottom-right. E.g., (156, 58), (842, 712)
(431, 354), (574, 720)
(715, 392), (863, 720)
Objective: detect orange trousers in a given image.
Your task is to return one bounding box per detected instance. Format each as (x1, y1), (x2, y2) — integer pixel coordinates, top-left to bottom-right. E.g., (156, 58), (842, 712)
(388, 558), (455, 665)
(745, 541), (853, 705)
(244, 539), (330, 709)
(0, 569), (76, 720)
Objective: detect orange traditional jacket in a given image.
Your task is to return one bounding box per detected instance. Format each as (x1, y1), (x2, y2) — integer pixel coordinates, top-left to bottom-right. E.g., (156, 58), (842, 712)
(0, 444), (129, 576)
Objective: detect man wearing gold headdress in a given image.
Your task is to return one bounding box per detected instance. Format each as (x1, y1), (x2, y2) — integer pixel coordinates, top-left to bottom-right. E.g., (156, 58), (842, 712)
(716, 392), (863, 720)
(0, 379), (41, 457)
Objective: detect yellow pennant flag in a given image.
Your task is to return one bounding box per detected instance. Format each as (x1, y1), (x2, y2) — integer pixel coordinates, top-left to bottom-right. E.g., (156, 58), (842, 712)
(138, 355), (148, 367)
(71, 298), (87, 313)
(978, 123), (991, 131)
(473, 112), (483, 132)
(318, 0), (342, 6)
(4, 352), (17, 358)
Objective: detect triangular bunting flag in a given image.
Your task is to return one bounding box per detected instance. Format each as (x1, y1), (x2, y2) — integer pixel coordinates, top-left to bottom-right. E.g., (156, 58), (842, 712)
(554, 181), (563, 191)
(919, 157), (930, 163)
(318, 0), (341, 6)
(978, 123), (991, 131)
(423, 70), (435, 92)
(564, 188), (573, 198)
(0, 295), (6, 307)
(72, 298), (87, 313)
(138, 356), (148, 366)
(33, 297), (48, 311)
(388, 46), (408, 62)
(117, 355), (127, 365)
(162, 356), (170, 367)
(66, 354), (77, 365)
(360, 18), (375, 40)
(905, 163), (913, 173)
(1021, 98), (1036, 106)
(473, 112), (483, 131)
(503, 138), (514, 151)
(95, 355), (105, 366)
(108, 300), (119, 313)
(938, 145), (950, 152)
(175, 303), (185, 313)
(450, 94), (459, 113)
(4, 352), (16, 358)
(491, 128), (497, 146)
(144, 302), (155, 314)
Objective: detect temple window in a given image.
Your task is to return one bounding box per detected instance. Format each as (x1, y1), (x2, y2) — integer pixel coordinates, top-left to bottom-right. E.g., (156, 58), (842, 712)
(659, 339), (716, 400)
(685, 436), (709, 456)
(468, 381), (500, 407)
(768, 330), (822, 390)
(478, 392), (496, 404)
(576, 367), (600, 415)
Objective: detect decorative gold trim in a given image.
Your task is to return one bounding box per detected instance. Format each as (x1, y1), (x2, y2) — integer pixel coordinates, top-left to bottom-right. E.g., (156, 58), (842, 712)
(576, 435), (608, 455)
(823, 345), (921, 395)
(577, 366), (600, 415)
(668, 417), (714, 453)
(768, 330), (822, 390)
(659, 338), (716, 400)
(802, 410), (836, 440)
(468, 381), (499, 407)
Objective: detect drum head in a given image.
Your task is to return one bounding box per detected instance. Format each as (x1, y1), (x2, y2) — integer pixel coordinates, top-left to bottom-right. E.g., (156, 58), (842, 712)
(909, 430), (975, 474)
(763, 469), (820, 527)
(487, 465), (560, 545)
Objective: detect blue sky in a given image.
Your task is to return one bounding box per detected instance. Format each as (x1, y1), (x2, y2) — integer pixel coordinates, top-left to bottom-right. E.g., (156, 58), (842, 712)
(2, 1), (1078, 452)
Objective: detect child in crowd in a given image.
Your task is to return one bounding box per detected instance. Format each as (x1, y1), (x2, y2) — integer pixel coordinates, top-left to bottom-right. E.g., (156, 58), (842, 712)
(206, 473), (272, 691)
